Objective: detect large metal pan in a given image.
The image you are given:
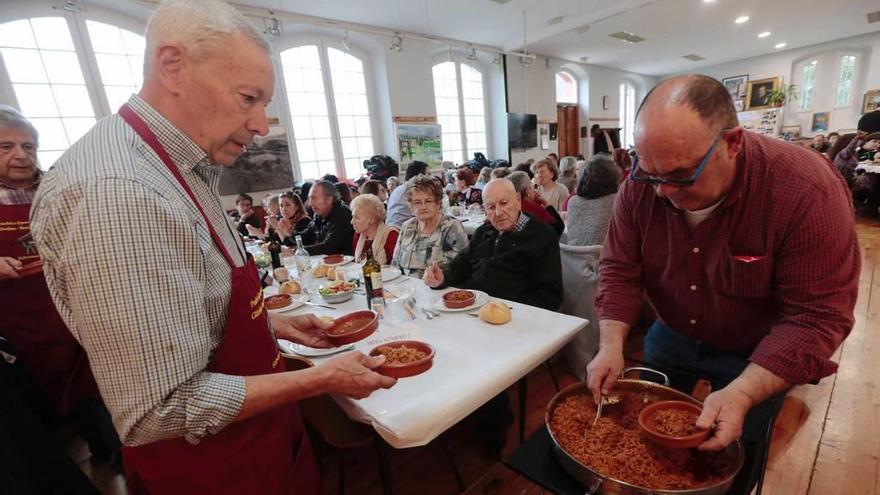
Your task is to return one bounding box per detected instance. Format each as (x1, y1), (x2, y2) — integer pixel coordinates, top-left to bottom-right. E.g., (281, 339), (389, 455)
(545, 367), (745, 495)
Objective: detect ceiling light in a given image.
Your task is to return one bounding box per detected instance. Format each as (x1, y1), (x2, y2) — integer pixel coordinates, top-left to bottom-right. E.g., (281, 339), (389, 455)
(389, 33), (403, 52)
(579, 56), (589, 62)
(758, 31), (771, 38)
(54, 1), (83, 12)
(341, 30), (351, 52)
(608, 31), (646, 44)
(735, 16), (749, 24)
(774, 42), (787, 49)
(548, 15), (565, 26)
(492, 52), (502, 65)
(263, 17), (281, 37)
(703, 0), (715, 2)
(465, 47), (478, 61)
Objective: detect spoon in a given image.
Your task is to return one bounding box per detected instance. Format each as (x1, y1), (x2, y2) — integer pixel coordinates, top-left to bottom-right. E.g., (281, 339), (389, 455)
(586, 395), (621, 439)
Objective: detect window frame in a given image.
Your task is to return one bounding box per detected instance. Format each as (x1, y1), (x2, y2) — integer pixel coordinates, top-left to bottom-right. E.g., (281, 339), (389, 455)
(555, 70), (578, 105)
(0, 3), (146, 168)
(833, 53), (858, 109)
(430, 58), (490, 164)
(796, 58), (819, 112)
(274, 37), (379, 181)
(619, 80), (637, 150)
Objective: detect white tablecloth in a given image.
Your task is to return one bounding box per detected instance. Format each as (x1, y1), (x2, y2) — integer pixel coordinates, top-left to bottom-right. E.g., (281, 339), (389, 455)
(456, 214), (487, 235)
(271, 272), (586, 448)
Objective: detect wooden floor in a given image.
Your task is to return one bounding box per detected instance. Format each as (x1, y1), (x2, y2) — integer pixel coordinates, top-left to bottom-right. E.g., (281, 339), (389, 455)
(74, 218), (880, 495)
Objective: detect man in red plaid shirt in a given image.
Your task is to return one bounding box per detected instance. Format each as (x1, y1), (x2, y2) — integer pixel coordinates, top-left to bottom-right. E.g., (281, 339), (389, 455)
(588, 75), (860, 452)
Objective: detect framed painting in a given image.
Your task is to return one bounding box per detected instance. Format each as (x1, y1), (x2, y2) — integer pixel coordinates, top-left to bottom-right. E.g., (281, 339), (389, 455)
(746, 77), (781, 110)
(396, 123), (442, 168)
(722, 74), (749, 100)
(863, 89), (880, 113)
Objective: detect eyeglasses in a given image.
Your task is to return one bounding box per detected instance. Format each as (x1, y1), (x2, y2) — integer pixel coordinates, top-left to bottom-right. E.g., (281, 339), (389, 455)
(629, 132), (725, 187)
(409, 199), (436, 208)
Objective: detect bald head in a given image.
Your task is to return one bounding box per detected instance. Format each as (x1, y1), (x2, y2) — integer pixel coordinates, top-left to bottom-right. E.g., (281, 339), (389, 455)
(482, 179), (521, 232)
(638, 75), (738, 134)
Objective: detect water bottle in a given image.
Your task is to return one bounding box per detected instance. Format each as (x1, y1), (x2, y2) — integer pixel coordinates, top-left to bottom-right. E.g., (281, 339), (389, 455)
(294, 235), (310, 277)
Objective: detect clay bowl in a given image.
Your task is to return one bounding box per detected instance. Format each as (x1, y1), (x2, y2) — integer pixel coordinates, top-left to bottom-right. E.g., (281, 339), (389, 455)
(264, 294), (292, 310)
(638, 400), (711, 449)
(442, 289), (476, 309)
(324, 310), (379, 346)
(18, 260), (43, 277)
(323, 254), (345, 265)
(368, 340), (435, 378)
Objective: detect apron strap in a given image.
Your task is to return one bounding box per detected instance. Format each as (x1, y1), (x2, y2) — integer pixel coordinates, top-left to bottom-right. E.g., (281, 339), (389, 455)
(118, 104), (237, 268)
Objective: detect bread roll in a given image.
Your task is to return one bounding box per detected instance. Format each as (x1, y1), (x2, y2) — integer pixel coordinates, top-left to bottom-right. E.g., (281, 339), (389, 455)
(479, 301), (511, 325)
(279, 280), (301, 295)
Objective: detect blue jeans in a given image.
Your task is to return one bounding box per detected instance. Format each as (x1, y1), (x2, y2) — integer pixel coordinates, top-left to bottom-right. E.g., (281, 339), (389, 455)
(642, 320), (781, 443)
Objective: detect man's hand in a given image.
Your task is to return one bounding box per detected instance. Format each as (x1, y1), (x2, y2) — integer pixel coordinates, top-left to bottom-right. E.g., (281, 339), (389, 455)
(0, 257), (22, 280)
(270, 313), (334, 348)
(316, 352), (397, 399)
(696, 363), (789, 450)
(586, 346), (625, 405)
(695, 386), (752, 450)
(422, 261), (444, 288)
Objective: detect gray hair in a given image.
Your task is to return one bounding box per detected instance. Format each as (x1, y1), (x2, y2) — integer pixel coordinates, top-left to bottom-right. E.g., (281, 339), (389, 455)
(312, 180), (340, 202)
(506, 171), (533, 196)
(144, 0), (269, 75)
(559, 156), (577, 177)
(0, 105), (38, 146)
(350, 193), (386, 222)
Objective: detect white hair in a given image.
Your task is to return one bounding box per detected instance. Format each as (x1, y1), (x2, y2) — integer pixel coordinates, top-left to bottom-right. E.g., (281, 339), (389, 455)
(350, 193), (387, 223)
(0, 104), (38, 146)
(144, 0), (269, 74)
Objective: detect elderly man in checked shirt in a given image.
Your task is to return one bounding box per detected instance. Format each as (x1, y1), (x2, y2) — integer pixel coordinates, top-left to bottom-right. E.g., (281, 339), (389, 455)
(29, 1), (393, 493)
(587, 75), (860, 455)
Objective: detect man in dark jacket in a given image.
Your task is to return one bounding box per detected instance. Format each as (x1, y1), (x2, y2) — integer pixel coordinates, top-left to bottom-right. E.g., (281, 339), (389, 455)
(423, 178), (562, 310)
(304, 180), (354, 255)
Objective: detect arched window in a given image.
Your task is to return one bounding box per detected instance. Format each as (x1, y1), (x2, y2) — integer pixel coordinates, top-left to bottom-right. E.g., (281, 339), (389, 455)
(798, 59), (819, 111)
(619, 81), (636, 149)
(432, 61), (487, 163)
(556, 71), (577, 104)
(85, 20), (145, 113)
(279, 43), (375, 180)
(0, 17), (95, 167)
(0, 12), (146, 169)
(835, 54), (857, 107)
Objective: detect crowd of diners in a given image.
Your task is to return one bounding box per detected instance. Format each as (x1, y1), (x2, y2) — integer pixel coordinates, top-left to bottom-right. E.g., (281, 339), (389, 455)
(0, 0), (874, 493)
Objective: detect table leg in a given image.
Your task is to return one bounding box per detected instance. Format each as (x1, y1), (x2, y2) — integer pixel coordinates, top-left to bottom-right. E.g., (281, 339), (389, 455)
(440, 437), (466, 492)
(374, 435), (394, 495)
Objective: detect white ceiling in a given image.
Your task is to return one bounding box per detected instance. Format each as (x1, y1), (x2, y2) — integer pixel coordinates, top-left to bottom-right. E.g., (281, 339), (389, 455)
(228, 0), (880, 76)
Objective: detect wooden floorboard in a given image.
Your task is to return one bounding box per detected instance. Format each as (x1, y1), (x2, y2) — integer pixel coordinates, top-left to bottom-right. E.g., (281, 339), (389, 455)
(73, 219), (880, 495)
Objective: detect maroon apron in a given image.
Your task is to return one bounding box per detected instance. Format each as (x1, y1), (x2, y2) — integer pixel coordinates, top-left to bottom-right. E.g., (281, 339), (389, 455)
(118, 105), (319, 495)
(0, 201), (97, 415)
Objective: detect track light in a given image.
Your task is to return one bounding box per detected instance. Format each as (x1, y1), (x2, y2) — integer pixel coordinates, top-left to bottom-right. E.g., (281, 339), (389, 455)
(492, 52), (502, 65)
(263, 16), (281, 37)
(342, 30), (351, 52)
(465, 47), (478, 61)
(389, 33), (403, 52)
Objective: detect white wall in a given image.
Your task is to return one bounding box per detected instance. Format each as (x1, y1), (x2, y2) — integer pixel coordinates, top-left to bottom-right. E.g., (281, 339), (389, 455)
(667, 32), (880, 135)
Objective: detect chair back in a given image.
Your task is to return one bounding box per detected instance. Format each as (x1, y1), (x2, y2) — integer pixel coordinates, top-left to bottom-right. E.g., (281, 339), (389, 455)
(558, 237), (603, 380)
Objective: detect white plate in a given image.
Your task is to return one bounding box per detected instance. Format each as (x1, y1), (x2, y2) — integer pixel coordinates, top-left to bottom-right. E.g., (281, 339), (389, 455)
(381, 266), (402, 283)
(432, 289), (490, 312)
(279, 339), (355, 357)
(322, 255), (354, 267)
(267, 294), (309, 313)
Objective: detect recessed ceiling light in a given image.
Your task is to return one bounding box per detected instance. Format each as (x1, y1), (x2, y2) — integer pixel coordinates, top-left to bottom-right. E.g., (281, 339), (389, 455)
(735, 16), (750, 24)
(703, 0), (715, 2)
(758, 31), (771, 38)
(775, 42), (787, 49)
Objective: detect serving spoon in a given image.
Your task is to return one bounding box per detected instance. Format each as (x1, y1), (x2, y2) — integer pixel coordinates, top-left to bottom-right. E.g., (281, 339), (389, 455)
(585, 394), (622, 439)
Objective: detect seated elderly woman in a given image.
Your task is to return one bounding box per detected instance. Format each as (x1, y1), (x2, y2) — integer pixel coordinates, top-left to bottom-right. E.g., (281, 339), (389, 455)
(507, 171), (564, 237)
(392, 175), (468, 278)
(350, 194), (399, 264)
(557, 156), (578, 193)
(453, 167), (482, 206)
(566, 153), (621, 246)
(532, 159), (570, 211)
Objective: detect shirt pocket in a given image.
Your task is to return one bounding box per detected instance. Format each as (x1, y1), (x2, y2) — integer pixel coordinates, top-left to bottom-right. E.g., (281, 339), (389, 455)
(714, 253), (774, 299)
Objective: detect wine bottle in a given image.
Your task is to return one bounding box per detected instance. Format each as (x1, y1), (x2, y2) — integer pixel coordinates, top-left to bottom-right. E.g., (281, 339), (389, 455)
(362, 243), (383, 309)
(267, 233), (282, 270)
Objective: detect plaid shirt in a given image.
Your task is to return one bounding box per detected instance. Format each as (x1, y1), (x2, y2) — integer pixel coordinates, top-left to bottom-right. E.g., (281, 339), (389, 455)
(31, 95), (248, 446)
(0, 173), (40, 206)
(596, 132), (860, 385)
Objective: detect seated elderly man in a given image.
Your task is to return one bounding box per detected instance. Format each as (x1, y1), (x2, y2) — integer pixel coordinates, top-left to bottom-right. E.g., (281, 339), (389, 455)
(303, 179), (355, 255)
(423, 178), (562, 310)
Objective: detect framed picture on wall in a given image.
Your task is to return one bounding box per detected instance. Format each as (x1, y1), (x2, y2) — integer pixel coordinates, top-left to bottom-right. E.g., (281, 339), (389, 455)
(746, 77), (781, 110)
(781, 125), (801, 140)
(396, 123), (442, 168)
(863, 89), (880, 113)
(549, 123), (558, 141)
(811, 112), (830, 133)
(722, 74), (749, 100)
(602, 96), (610, 110)
(218, 126), (294, 196)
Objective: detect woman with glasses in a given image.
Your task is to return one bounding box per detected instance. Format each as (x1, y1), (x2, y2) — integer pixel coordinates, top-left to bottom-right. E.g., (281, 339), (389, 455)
(392, 175), (468, 277)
